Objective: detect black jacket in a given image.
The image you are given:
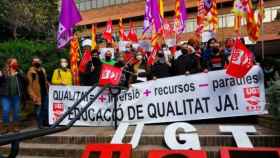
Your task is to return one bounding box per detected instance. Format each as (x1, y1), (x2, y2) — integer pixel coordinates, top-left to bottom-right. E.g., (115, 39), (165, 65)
(173, 53), (199, 75)
(0, 70), (26, 98)
(151, 62), (171, 79)
(80, 58), (102, 86)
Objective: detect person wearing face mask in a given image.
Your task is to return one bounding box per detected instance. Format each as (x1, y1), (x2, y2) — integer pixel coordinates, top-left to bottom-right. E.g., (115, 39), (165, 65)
(132, 53), (148, 83)
(81, 50), (102, 86)
(114, 55), (132, 87)
(123, 44), (135, 63)
(0, 58), (25, 134)
(173, 43), (199, 75)
(162, 44), (172, 67)
(101, 51), (116, 65)
(51, 58), (73, 85)
(27, 57), (49, 129)
(201, 38), (226, 72)
(151, 51), (171, 79)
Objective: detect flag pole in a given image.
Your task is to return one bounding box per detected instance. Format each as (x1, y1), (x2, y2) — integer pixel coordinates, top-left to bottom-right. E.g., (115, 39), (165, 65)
(221, 2), (225, 44)
(261, 21), (264, 59)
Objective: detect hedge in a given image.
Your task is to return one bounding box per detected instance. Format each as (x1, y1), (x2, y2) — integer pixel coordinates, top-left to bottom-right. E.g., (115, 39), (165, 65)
(0, 40), (69, 79)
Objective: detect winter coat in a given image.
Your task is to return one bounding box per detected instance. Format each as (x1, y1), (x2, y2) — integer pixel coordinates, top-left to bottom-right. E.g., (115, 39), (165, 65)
(27, 66), (49, 106)
(201, 48), (226, 71)
(151, 62), (171, 79)
(173, 53), (199, 75)
(0, 70), (26, 98)
(80, 58), (102, 86)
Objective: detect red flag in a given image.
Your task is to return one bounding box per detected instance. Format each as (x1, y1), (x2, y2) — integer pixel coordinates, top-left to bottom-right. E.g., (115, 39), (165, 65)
(99, 64), (122, 86)
(170, 46), (177, 56)
(119, 17), (128, 41)
(195, 0), (206, 39)
(147, 26), (161, 66)
(226, 39), (254, 78)
(79, 49), (92, 73)
(161, 19), (174, 39)
(147, 43), (160, 65)
(103, 19), (113, 43)
(127, 22), (138, 42)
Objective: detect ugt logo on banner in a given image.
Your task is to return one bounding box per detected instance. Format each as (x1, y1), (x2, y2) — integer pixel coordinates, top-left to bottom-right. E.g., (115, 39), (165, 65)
(52, 102), (64, 122)
(244, 87), (261, 112)
(99, 64), (122, 86)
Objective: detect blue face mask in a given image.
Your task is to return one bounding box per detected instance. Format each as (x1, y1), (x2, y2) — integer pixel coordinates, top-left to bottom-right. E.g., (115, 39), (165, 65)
(158, 57), (165, 64)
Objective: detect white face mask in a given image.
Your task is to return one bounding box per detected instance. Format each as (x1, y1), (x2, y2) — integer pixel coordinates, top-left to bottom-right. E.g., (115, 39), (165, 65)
(136, 55), (143, 60)
(61, 62), (68, 68)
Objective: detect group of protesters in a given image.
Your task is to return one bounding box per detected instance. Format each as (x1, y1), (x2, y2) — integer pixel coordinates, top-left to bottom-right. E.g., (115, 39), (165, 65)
(80, 37), (234, 87)
(0, 37), (278, 134)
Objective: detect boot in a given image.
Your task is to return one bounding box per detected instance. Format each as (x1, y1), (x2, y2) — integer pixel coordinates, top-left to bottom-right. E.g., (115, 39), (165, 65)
(13, 122), (20, 133)
(10, 123), (20, 133)
(0, 124), (9, 135)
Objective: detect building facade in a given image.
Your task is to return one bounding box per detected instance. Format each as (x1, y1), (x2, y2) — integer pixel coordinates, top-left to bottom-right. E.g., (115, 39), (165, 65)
(77, 0), (280, 57)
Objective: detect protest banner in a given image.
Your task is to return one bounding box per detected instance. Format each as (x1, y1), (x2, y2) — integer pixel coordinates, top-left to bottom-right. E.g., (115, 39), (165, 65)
(49, 65), (266, 126)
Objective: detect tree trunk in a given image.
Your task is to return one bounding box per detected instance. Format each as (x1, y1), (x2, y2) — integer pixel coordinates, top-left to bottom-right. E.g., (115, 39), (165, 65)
(12, 26), (17, 39)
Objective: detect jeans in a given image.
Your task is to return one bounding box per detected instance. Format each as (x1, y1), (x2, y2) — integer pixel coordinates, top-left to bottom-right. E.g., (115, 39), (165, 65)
(1, 96), (20, 124)
(36, 96), (48, 128)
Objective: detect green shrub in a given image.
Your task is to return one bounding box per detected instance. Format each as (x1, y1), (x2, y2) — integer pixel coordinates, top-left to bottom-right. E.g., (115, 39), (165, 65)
(0, 40), (69, 79)
(267, 80), (280, 120)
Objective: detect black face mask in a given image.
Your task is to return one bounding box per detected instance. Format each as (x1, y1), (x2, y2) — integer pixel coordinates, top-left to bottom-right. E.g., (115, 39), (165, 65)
(92, 56), (99, 60)
(158, 53), (164, 58)
(118, 60), (125, 66)
(105, 56), (111, 61)
(212, 47), (219, 54)
(181, 49), (188, 54)
(33, 63), (41, 68)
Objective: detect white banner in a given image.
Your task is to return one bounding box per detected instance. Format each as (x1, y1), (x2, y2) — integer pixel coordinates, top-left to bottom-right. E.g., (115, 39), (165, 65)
(49, 66), (267, 126)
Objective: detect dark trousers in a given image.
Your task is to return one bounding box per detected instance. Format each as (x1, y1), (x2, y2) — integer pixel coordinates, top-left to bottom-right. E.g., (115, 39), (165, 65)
(35, 96), (48, 128)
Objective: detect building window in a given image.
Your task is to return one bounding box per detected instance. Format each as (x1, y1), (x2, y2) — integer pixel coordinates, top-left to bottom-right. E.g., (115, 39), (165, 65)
(226, 14), (235, 27)
(272, 8), (280, 21)
(110, 0), (116, 5)
(79, 1), (87, 11)
(77, 0), (142, 10)
(97, 0), (103, 8)
(263, 8), (271, 23)
(103, 0), (110, 6)
(86, 1), (92, 10)
(186, 19), (196, 33)
(91, 0), (97, 8)
(116, 0), (122, 4)
(218, 15), (227, 28)
(136, 27), (143, 36)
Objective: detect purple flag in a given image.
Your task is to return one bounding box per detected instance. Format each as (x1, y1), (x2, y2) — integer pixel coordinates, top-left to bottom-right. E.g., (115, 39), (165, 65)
(179, 0), (187, 33)
(203, 0), (212, 12)
(174, 0), (187, 34)
(57, 0), (82, 48)
(143, 0), (152, 34)
(151, 0), (162, 32)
